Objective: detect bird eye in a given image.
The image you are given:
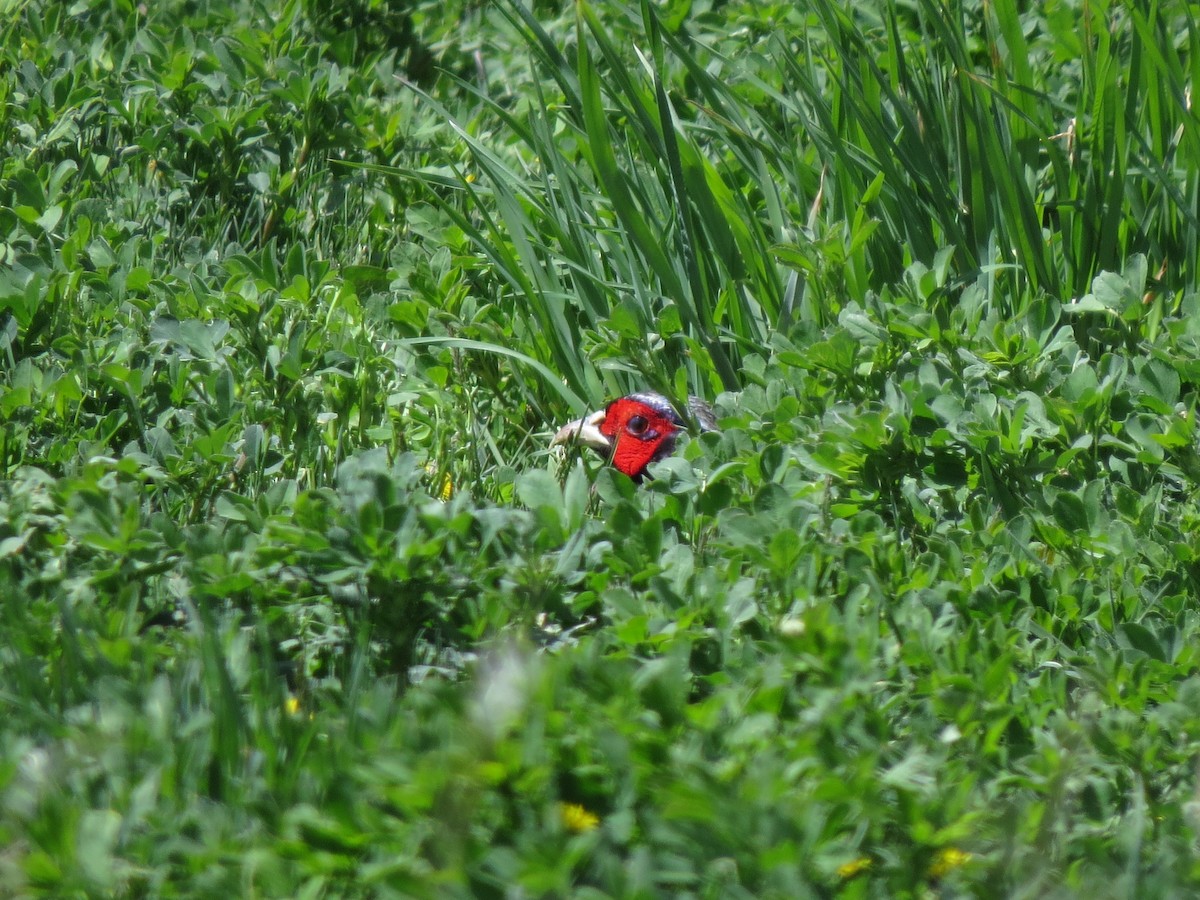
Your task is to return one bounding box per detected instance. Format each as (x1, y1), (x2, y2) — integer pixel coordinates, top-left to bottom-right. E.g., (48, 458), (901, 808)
(626, 415), (649, 436)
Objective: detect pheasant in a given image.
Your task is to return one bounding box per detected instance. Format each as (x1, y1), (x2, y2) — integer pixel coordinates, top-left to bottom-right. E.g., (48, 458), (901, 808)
(552, 392), (717, 481)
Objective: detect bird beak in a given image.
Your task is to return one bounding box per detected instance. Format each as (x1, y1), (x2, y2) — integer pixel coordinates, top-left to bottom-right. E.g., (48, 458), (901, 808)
(551, 408), (611, 452)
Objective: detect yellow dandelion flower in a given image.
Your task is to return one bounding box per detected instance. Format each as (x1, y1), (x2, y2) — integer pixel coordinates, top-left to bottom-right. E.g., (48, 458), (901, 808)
(836, 857), (873, 879)
(928, 847), (972, 879)
(560, 802), (600, 833)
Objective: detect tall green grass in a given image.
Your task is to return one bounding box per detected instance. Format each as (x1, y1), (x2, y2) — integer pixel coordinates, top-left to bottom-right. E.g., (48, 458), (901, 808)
(392, 0), (1199, 410)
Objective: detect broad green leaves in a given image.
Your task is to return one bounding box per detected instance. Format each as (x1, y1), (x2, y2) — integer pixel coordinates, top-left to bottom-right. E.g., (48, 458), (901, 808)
(6, 0), (1200, 896)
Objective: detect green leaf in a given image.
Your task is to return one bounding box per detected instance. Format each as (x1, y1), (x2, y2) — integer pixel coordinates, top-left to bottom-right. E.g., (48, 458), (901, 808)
(517, 469), (564, 513)
(1117, 622), (1165, 662)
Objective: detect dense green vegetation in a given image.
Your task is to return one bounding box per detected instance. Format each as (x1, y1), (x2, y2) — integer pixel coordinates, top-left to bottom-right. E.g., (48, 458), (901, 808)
(4, 0), (1200, 894)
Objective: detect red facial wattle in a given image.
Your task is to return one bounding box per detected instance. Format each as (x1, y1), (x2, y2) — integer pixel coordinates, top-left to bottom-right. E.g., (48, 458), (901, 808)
(552, 392), (714, 482)
(598, 395), (685, 480)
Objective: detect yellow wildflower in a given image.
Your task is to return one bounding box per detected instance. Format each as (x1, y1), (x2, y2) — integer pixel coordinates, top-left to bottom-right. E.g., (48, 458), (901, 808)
(928, 847), (972, 879)
(423, 463), (454, 500)
(285, 695), (301, 716)
(560, 802), (600, 833)
(836, 857), (873, 879)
